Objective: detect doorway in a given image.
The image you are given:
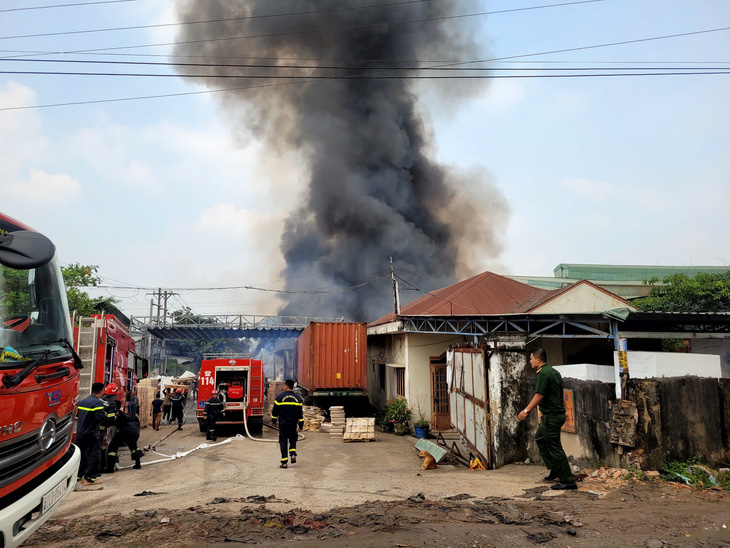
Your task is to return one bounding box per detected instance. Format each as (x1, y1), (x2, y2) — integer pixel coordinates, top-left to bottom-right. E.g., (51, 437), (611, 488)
(430, 353), (450, 430)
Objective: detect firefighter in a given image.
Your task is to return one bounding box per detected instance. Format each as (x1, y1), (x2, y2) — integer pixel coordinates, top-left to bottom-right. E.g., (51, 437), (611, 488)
(100, 382), (119, 472)
(270, 379), (303, 469)
(170, 389), (185, 430)
(105, 401), (143, 472)
(76, 382), (107, 485)
(204, 389), (224, 441)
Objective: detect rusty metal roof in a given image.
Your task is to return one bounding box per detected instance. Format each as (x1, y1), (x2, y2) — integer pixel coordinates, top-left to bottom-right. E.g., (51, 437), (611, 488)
(370, 271), (549, 326)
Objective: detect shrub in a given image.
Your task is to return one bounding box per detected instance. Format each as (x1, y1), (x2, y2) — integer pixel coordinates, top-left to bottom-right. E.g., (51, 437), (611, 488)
(377, 398), (411, 430)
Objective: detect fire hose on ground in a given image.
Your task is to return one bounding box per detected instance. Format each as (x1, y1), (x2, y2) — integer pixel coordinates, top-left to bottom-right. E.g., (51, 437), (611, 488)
(119, 397), (304, 469)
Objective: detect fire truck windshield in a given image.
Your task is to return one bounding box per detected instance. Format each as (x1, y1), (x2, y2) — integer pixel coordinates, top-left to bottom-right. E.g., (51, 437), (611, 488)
(0, 255), (73, 365)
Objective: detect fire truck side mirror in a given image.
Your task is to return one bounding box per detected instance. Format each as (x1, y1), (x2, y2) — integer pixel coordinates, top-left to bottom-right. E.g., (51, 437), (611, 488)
(0, 230), (55, 269)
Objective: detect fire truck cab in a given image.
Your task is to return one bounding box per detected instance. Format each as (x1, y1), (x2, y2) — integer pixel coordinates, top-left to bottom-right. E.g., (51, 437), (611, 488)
(197, 356), (264, 434)
(0, 213), (81, 548)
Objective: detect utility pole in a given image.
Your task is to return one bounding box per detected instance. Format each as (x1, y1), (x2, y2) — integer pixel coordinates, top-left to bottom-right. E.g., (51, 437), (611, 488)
(390, 256), (400, 316)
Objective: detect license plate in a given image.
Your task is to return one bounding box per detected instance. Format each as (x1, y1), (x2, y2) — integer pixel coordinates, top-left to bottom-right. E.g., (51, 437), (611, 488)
(41, 479), (67, 515)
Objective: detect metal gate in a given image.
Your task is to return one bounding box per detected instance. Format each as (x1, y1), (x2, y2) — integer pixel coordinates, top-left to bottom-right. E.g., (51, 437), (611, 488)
(448, 347), (492, 468)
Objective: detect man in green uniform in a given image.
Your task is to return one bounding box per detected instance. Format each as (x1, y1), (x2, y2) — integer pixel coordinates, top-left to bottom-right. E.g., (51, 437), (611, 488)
(518, 347), (576, 490)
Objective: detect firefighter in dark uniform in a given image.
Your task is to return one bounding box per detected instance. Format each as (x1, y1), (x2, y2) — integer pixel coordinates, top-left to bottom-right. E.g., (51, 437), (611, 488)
(204, 389), (224, 441)
(99, 382), (119, 472)
(76, 382), (107, 485)
(270, 379), (303, 468)
(170, 389), (185, 430)
(105, 401), (143, 472)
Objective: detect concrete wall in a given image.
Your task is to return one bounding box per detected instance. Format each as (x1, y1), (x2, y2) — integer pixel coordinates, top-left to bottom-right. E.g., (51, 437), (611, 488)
(486, 337), (529, 468)
(405, 333), (466, 423)
(523, 376), (730, 470)
(691, 339), (730, 378)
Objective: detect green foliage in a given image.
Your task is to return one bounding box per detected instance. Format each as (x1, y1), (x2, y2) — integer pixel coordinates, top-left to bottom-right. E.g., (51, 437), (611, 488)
(377, 398), (411, 430)
(414, 418), (430, 429)
(660, 455), (725, 489)
(61, 263), (114, 316)
(0, 265), (31, 315)
(634, 271), (730, 313)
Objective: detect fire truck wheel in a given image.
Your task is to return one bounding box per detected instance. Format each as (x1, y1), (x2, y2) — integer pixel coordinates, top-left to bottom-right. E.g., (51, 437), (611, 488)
(246, 418), (263, 434)
(198, 420), (207, 433)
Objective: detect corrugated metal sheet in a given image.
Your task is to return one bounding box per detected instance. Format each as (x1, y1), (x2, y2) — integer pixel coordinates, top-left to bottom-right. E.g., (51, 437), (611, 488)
(370, 271), (547, 326)
(296, 322), (367, 392)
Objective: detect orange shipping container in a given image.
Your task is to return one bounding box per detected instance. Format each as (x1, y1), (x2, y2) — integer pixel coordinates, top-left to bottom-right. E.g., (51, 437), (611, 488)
(296, 322), (367, 395)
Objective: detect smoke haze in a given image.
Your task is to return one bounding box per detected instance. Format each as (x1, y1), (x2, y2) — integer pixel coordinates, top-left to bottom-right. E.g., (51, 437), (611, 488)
(173, 0), (507, 321)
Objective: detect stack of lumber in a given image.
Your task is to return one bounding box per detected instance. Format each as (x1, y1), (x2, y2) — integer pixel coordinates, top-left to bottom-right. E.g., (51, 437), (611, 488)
(328, 406), (346, 439)
(136, 378), (159, 428)
(265, 381), (287, 413)
(343, 417), (376, 442)
(303, 406), (326, 431)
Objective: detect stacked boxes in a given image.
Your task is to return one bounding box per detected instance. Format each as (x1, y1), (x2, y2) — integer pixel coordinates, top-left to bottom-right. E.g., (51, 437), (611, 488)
(136, 377), (159, 428)
(328, 406), (346, 439)
(343, 417), (376, 442)
(265, 381), (287, 414)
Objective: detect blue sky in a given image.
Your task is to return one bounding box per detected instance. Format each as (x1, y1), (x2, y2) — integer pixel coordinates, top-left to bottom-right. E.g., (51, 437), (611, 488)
(1, 0), (728, 320)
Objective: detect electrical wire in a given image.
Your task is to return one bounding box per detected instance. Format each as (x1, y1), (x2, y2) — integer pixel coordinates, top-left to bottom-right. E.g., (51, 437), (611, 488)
(3, 57), (727, 72)
(92, 272), (390, 294)
(3, 69), (727, 79)
(0, 0), (605, 56)
(2, 26), (727, 111)
(0, 0), (137, 14)
(0, 0), (431, 40)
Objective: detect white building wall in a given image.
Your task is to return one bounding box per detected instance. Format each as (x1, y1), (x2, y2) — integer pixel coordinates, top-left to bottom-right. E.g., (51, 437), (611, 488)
(404, 333), (466, 423)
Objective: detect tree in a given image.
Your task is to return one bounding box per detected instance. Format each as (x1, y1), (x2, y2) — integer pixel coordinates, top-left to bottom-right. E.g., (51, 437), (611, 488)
(633, 271), (730, 312)
(0, 265), (31, 316)
(61, 263), (114, 317)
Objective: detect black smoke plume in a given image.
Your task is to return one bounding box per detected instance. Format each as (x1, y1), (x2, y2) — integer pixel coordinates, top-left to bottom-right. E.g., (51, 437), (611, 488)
(173, 1), (507, 321)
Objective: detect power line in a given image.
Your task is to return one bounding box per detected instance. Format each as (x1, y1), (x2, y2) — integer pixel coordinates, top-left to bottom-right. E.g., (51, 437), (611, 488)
(3, 57), (728, 72)
(3, 27), (728, 111)
(0, 0), (430, 41)
(0, 0), (137, 14)
(3, 69), (727, 79)
(92, 272), (390, 294)
(8, 0), (606, 57)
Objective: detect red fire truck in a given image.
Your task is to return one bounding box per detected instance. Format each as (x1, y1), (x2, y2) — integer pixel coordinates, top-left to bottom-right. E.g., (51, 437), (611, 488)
(0, 213), (82, 548)
(73, 313), (143, 415)
(197, 355), (265, 434)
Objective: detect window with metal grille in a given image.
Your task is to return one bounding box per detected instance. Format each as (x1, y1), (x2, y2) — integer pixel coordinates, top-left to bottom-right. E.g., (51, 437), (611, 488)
(395, 368), (405, 398)
(379, 363), (386, 390)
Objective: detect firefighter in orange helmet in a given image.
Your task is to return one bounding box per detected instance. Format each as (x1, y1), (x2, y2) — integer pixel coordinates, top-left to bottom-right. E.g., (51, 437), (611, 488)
(170, 389), (185, 430)
(204, 389), (224, 442)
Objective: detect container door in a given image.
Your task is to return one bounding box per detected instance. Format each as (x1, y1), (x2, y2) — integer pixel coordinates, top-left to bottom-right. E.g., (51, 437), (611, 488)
(430, 360), (450, 430)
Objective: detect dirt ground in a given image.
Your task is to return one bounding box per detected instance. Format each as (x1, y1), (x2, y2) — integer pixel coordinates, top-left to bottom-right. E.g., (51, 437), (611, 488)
(27, 407), (730, 548)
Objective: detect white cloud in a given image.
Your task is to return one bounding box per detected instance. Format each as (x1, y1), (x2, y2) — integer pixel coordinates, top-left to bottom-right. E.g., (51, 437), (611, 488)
(6, 169), (80, 205)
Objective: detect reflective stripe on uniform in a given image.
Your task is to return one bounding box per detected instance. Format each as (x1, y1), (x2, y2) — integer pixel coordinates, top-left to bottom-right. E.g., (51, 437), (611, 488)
(289, 449), (296, 452)
(281, 457), (288, 462)
(273, 401), (302, 406)
(107, 452), (117, 456)
(78, 406), (104, 411)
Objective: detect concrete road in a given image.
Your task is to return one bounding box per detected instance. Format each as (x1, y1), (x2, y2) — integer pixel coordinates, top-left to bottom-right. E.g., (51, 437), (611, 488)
(56, 410), (555, 521)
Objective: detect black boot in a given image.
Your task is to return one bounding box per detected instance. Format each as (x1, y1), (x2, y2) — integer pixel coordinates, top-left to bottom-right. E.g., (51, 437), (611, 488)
(132, 450), (142, 469)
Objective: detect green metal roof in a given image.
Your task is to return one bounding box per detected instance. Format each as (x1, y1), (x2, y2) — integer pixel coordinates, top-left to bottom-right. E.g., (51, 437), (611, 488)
(553, 264), (729, 282)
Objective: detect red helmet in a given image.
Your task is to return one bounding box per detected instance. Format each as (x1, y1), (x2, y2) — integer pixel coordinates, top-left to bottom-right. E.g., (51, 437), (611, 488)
(104, 383), (118, 395)
(211, 390), (219, 396)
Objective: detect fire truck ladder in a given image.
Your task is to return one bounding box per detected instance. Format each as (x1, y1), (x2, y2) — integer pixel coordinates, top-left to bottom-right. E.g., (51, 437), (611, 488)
(75, 316), (103, 397)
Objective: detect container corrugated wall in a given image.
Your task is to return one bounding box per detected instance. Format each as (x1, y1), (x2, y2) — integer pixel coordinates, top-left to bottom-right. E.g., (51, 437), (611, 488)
(296, 322), (367, 392)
